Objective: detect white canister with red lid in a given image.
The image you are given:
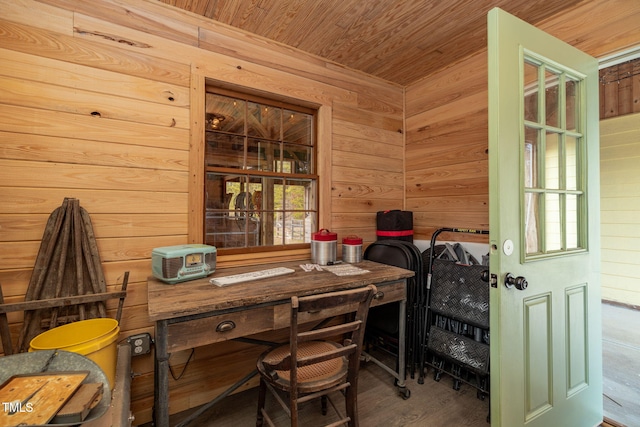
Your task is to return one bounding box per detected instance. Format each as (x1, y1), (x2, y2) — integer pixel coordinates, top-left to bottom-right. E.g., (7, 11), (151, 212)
(342, 235), (363, 263)
(311, 229), (337, 265)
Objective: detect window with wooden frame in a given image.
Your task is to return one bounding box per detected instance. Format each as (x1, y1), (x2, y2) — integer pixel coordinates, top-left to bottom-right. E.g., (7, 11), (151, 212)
(203, 87), (318, 254)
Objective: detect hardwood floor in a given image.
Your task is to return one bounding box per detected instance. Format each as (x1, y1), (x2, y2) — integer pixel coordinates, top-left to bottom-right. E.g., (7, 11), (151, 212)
(602, 303), (640, 427)
(167, 359), (490, 426)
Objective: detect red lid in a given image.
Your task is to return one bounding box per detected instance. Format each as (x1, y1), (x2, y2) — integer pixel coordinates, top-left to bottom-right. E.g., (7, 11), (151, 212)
(342, 235), (363, 245)
(312, 229), (337, 241)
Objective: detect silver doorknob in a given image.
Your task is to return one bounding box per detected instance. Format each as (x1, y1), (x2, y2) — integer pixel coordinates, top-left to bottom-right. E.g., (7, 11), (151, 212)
(504, 273), (528, 290)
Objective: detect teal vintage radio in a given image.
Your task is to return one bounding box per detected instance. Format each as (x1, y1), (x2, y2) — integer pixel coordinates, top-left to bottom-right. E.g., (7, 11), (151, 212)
(152, 244), (216, 284)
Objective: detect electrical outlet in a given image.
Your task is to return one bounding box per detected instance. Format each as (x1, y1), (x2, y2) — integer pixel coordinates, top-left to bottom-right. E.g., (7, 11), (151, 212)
(128, 333), (152, 356)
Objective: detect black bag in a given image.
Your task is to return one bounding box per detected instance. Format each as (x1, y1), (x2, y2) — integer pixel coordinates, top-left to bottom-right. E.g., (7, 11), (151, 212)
(376, 210), (413, 242)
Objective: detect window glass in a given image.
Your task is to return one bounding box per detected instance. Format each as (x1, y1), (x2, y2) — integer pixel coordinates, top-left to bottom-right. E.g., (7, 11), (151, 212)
(524, 60), (539, 123)
(545, 68), (560, 128)
(204, 89), (317, 252)
(522, 57), (585, 258)
(248, 102), (281, 139)
(545, 132), (560, 190)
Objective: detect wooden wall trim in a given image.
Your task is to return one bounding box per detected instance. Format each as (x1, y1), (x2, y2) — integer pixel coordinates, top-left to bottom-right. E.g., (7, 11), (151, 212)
(188, 71), (205, 244)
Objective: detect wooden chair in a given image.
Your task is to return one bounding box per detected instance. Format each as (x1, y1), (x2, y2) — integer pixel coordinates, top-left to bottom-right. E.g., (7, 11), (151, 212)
(256, 285), (377, 427)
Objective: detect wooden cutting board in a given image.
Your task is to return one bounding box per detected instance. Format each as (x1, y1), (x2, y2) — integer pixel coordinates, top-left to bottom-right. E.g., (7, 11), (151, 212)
(0, 371), (88, 426)
(52, 382), (104, 424)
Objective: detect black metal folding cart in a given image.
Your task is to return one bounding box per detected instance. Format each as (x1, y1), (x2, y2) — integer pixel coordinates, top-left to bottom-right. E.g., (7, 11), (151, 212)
(419, 227), (490, 403)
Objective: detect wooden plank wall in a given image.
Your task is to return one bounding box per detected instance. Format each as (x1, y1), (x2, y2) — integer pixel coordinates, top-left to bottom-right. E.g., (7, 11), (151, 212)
(405, 52), (489, 244)
(600, 57), (640, 119)
(404, 0), (640, 245)
(0, 0), (403, 423)
(600, 113), (640, 308)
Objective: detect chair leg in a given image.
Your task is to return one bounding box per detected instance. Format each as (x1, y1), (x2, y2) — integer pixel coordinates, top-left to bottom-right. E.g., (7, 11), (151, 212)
(345, 384), (358, 427)
(321, 395), (328, 415)
(256, 378), (267, 427)
(290, 394), (299, 427)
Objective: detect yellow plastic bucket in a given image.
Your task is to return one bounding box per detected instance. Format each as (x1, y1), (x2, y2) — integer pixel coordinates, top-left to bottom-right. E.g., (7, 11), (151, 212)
(29, 318), (120, 389)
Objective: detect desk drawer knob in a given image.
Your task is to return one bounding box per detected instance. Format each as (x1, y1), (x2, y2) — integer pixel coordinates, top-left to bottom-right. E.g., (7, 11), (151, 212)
(216, 320), (236, 332)
(374, 291), (384, 300)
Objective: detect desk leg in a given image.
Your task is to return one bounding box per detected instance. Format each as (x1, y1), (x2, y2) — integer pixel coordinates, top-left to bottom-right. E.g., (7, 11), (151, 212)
(154, 320), (169, 427)
(397, 297), (409, 397)
(398, 298), (406, 386)
(361, 290), (410, 399)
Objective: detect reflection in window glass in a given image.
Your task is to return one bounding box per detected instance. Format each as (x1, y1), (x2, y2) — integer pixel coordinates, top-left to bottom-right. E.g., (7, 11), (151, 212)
(205, 93), (244, 133)
(248, 102), (281, 139)
(524, 141), (540, 254)
(247, 139), (277, 172)
(525, 129), (539, 188)
(545, 69), (560, 128)
(283, 142), (313, 174)
(205, 134), (244, 168)
(524, 61), (539, 123)
(566, 78), (578, 132)
(284, 109), (313, 143)
(525, 192), (540, 255)
(204, 89), (317, 252)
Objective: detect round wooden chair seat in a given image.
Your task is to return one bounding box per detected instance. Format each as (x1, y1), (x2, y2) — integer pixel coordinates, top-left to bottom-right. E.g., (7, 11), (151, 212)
(257, 341), (348, 392)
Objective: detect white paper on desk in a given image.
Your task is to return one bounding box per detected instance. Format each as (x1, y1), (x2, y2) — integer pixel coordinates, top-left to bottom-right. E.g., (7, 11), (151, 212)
(321, 264), (370, 276)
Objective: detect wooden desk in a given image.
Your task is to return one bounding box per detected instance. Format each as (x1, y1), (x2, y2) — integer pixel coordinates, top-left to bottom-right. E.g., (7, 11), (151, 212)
(148, 260), (414, 427)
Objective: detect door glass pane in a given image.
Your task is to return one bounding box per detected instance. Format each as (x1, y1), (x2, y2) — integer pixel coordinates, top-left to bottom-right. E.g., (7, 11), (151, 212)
(545, 193), (561, 251)
(524, 134), (538, 188)
(524, 61), (539, 123)
(566, 136), (577, 191)
(545, 69), (560, 128)
(566, 194), (578, 249)
(525, 192), (540, 254)
(566, 78), (578, 132)
(545, 132), (560, 190)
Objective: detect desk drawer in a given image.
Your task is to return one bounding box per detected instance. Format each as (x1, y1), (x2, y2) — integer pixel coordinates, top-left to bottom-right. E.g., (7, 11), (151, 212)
(371, 280), (405, 307)
(274, 302), (355, 330)
(273, 281), (406, 329)
(167, 306), (274, 352)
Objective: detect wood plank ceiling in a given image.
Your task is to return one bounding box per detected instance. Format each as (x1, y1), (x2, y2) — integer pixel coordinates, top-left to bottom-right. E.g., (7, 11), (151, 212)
(157, 0), (585, 86)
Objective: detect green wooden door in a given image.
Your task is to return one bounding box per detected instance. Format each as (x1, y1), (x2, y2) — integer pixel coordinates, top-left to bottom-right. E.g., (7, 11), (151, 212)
(488, 8), (602, 427)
